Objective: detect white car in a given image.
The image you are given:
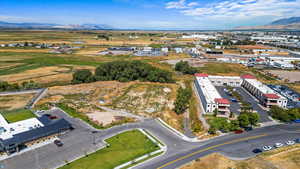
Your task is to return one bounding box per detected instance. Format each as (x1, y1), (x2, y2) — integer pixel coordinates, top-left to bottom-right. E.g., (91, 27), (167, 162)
(262, 146), (272, 151)
(275, 143), (284, 148)
(286, 140), (295, 145)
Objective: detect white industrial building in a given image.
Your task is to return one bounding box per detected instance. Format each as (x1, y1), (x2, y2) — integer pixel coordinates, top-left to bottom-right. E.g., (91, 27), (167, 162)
(182, 34), (217, 40)
(195, 74), (230, 117)
(241, 75), (287, 108)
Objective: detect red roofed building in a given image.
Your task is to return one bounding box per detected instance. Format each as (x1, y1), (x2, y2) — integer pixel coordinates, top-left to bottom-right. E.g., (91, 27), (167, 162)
(214, 98), (230, 117)
(194, 73), (209, 77)
(241, 74), (256, 79)
(264, 94), (280, 99)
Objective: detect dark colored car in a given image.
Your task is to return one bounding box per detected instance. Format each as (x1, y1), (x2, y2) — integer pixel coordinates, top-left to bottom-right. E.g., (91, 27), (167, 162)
(234, 129), (244, 134)
(244, 127), (253, 131)
(295, 138), (300, 143)
(54, 140), (63, 147)
(252, 148), (262, 154)
(231, 98), (238, 102)
(49, 115), (58, 120)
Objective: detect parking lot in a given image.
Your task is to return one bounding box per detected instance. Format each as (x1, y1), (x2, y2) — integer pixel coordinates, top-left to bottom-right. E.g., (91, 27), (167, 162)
(216, 86), (272, 123)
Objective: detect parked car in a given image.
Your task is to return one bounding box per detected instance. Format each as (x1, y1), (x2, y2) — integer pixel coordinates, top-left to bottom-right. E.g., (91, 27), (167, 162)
(49, 115), (58, 120)
(234, 129), (244, 134)
(252, 148), (262, 154)
(54, 140), (63, 147)
(293, 119), (300, 123)
(262, 146), (272, 151)
(275, 143), (284, 148)
(286, 140), (295, 145)
(244, 126), (253, 131)
(231, 98), (238, 102)
(295, 138), (300, 143)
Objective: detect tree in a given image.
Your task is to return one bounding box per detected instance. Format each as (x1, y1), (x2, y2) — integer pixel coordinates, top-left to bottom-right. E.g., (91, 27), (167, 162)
(268, 106), (290, 122)
(173, 87), (192, 115)
(238, 113), (250, 128)
(175, 61), (198, 75)
(72, 69), (94, 84)
(208, 126), (217, 135)
(248, 112), (259, 126)
(230, 120), (240, 131)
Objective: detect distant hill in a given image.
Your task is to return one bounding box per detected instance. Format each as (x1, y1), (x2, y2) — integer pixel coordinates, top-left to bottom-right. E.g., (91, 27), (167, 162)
(235, 16), (300, 30)
(270, 17), (300, 25)
(0, 21), (113, 30)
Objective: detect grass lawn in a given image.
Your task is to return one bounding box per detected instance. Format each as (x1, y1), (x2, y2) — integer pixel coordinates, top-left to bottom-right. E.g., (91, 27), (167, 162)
(60, 130), (160, 169)
(1, 109), (36, 123)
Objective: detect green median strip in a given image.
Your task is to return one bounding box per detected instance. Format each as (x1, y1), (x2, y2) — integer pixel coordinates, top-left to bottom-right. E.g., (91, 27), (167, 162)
(59, 130), (160, 169)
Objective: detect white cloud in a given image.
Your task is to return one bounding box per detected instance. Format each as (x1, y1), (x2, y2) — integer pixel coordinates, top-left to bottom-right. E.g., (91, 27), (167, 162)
(166, 0), (300, 24)
(0, 15), (30, 22)
(166, 0), (199, 9)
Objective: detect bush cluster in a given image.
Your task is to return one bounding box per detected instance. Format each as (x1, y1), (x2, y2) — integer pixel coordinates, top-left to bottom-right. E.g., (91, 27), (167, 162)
(269, 106), (300, 122)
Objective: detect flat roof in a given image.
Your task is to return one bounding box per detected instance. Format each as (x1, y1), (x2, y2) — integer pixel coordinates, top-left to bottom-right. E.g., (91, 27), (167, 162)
(208, 75), (241, 79)
(196, 76), (222, 104)
(244, 79), (285, 99)
(0, 115), (44, 140)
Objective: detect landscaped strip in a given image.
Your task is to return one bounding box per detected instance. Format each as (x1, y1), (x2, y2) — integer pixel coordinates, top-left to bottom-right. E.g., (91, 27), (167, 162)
(0, 108), (36, 123)
(59, 130), (160, 169)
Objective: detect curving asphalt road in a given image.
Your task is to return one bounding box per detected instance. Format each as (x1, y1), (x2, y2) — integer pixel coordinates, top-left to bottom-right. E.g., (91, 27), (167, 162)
(1, 108), (300, 169)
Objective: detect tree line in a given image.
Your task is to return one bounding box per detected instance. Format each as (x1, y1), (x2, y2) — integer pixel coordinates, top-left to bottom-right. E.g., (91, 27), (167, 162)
(72, 61), (174, 84)
(0, 80), (40, 92)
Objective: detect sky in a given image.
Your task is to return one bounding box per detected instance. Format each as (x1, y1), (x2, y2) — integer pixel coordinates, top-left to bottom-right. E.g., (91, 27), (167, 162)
(1, 0), (300, 29)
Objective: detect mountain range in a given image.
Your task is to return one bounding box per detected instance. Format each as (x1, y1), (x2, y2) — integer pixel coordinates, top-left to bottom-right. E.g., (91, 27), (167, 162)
(235, 17), (300, 30)
(0, 21), (113, 30)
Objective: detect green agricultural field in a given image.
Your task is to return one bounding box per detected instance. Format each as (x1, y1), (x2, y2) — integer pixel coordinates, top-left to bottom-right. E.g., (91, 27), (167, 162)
(59, 130), (160, 169)
(1, 109), (36, 123)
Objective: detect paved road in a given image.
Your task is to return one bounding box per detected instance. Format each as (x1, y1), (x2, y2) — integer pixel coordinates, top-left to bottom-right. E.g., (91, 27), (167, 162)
(1, 108), (299, 169)
(136, 123), (300, 169)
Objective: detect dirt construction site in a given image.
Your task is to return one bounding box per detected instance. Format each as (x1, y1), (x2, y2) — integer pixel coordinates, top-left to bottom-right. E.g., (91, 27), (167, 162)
(36, 81), (181, 128)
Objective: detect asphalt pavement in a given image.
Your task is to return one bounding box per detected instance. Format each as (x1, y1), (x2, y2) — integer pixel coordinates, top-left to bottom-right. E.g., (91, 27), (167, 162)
(1, 108), (299, 169)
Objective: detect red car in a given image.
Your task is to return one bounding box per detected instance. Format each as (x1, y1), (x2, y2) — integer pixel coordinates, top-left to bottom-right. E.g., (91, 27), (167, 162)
(234, 129), (244, 134)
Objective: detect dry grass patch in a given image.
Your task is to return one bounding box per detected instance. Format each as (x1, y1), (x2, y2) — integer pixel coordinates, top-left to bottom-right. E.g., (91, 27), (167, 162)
(0, 66), (72, 83)
(0, 93), (35, 110)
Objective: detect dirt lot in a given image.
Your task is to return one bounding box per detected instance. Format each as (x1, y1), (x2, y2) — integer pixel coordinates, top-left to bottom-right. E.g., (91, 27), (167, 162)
(268, 70), (300, 83)
(0, 93), (35, 110)
(182, 144), (300, 169)
(36, 81), (184, 130)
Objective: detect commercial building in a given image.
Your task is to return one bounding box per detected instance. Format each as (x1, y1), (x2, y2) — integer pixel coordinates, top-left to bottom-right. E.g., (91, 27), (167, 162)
(241, 75), (287, 108)
(0, 114), (72, 154)
(195, 74), (288, 117)
(195, 73), (230, 117)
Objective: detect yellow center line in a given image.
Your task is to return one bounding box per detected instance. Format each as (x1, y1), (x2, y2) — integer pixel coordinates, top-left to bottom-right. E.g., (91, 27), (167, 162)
(157, 134), (268, 169)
